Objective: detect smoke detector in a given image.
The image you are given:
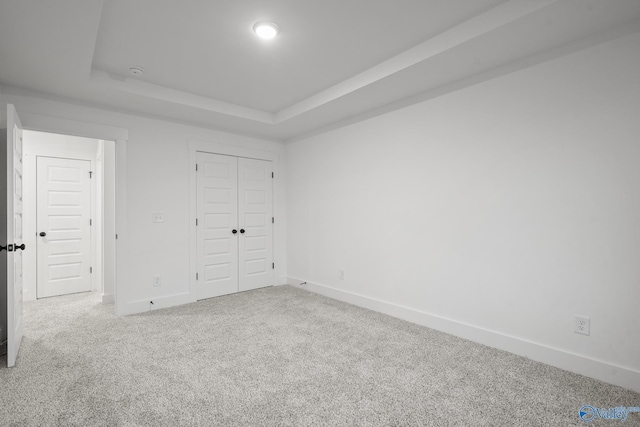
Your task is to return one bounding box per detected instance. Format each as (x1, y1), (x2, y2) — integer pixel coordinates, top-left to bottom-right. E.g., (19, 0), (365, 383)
(128, 66), (145, 76)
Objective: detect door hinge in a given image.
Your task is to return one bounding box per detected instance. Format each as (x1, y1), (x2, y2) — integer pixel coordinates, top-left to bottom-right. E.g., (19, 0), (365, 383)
(115, 234), (118, 239)
(272, 262), (275, 269)
(196, 218), (198, 226)
(196, 164), (198, 171)
(196, 272), (199, 280)
(90, 219), (92, 226)
(90, 267), (93, 274)
(89, 171), (93, 178)
(272, 172), (274, 178)
(272, 217), (274, 224)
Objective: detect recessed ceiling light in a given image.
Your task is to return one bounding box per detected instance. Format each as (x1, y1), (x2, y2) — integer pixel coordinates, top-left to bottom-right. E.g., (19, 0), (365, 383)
(253, 22), (279, 40)
(128, 66), (144, 76)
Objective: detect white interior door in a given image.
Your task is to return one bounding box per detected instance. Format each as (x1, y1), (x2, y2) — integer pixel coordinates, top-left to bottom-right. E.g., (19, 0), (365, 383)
(2, 104), (25, 367)
(238, 158), (273, 292)
(196, 152), (238, 300)
(36, 156), (92, 298)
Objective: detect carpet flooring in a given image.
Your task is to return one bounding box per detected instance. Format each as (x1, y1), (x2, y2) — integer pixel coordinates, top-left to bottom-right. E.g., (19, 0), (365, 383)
(0, 285), (638, 426)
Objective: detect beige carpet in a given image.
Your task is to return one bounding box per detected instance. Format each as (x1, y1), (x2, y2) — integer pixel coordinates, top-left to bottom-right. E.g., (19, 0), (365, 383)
(1, 285), (638, 426)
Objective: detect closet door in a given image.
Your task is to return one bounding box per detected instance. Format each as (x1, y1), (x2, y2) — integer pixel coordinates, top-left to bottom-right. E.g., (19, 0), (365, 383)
(196, 152), (238, 300)
(238, 158), (273, 292)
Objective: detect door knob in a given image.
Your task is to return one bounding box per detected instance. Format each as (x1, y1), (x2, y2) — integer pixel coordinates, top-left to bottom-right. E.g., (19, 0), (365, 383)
(0, 244), (25, 252)
(232, 229), (238, 234)
(39, 232), (47, 237)
(240, 229), (245, 234)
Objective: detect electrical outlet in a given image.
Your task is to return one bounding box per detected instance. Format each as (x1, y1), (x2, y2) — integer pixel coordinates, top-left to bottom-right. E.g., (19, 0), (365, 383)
(152, 213), (164, 223)
(339, 269), (345, 280)
(153, 275), (161, 287)
(574, 315), (590, 336)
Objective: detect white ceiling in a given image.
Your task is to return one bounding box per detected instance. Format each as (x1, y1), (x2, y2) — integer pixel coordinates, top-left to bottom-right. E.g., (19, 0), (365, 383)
(1, 0), (639, 141)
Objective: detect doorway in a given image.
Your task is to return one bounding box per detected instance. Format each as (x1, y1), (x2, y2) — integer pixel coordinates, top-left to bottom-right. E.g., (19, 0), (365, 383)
(2, 104), (128, 365)
(22, 130), (116, 303)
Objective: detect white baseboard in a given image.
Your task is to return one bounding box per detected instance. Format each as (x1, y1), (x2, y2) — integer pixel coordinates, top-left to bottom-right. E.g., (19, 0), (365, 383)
(287, 277), (640, 393)
(149, 292), (194, 311)
(119, 293), (195, 316)
(117, 280), (286, 315)
(101, 293), (114, 304)
(22, 289), (35, 302)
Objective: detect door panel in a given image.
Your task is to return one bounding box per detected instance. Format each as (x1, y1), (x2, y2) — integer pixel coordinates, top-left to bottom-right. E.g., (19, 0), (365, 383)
(37, 157), (91, 298)
(3, 104), (25, 367)
(238, 158), (273, 292)
(195, 153), (273, 299)
(196, 152), (238, 300)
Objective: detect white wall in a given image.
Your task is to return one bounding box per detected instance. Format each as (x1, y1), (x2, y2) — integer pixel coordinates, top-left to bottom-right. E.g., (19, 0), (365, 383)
(286, 32), (640, 392)
(0, 92), (286, 315)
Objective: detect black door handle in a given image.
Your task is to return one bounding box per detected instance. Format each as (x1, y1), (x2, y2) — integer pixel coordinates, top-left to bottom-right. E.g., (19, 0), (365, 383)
(232, 229), (238, 234)
(240, 229), (245, 234)
(0, 244), (25, 252)
(39, 232), (47, 237)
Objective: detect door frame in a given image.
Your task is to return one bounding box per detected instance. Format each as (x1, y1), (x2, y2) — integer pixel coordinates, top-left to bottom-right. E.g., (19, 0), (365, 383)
(22, 134), (101, 301)
(188, 139), (282, 300)
(15, 111), (128, 315)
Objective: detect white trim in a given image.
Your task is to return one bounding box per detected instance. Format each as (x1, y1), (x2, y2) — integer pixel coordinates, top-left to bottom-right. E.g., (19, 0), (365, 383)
(18, 112), (128, 141)
(21, 134), (101, 301)
(114, 139), (127, 316)
(188, 139), (282, 301)
(16, 112), (127, 316)
(121, 292), (193, 316)
(188, 138), (279, 162)
(90, 69), (275, 124)
(149, 292), (193, 311)
(95, 141), (104, 296)
(101, 293), (114, 304)
(288, 277), (640, 394)
(120, 299), (150, 316)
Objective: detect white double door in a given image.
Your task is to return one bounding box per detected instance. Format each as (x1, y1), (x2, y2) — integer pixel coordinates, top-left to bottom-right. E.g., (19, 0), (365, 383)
(196, 152), (273, 300)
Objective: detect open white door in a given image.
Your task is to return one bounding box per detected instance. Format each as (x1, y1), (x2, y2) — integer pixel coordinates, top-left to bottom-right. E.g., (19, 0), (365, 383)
(2, 105), (25, 367)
